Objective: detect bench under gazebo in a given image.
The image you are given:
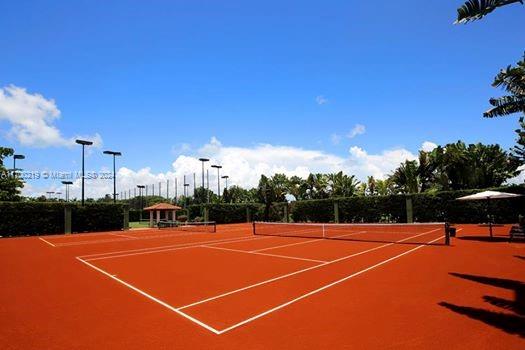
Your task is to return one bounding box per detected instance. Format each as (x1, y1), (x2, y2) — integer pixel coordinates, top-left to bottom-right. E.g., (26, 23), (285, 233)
(143, 203), (182, 228)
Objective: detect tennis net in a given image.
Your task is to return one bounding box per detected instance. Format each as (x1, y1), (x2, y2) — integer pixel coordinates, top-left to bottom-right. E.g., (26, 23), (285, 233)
(158, 220), (216, 233)
(253, 222), (450, 245)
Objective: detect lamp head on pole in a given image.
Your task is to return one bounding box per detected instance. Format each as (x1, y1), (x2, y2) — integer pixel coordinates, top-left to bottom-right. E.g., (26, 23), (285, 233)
(75, 139), (93, 146)
(103, 150), (122, 156)
(211, 165), (222, 169)
(14, 154), (25, 160)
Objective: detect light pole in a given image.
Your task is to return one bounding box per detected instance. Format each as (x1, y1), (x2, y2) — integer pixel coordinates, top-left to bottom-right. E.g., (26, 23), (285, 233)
(103, 150), (121, 203)
(184, 183), (189, 208)
(222, 175), (229, 190)
(211, 164), (222, 200)
(75, 139), (93, 206)
(137, 185), (145, 220)
(13, 154), (25, 174)
(61, 181), (73, 202)
(46, 191), (54, 200)
(55, 192), (62, 201)
(198, 158), (209, 188)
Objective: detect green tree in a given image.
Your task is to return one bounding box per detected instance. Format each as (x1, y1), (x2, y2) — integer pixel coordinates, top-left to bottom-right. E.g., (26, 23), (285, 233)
(512, 117), (525, 162)
(455, 0), (523, 24)
(389, 160), (420, 194)
(0, 147), (24, 201)
(483, 55), (525, 118)
(225, 185), (257, 203)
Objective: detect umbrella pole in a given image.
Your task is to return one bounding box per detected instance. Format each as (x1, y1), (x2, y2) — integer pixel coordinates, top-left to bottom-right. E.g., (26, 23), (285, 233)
(488, 197), (493, 238)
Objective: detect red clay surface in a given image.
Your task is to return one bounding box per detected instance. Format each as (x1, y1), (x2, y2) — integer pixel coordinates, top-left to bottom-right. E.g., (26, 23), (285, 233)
(0, 223), (523, 349)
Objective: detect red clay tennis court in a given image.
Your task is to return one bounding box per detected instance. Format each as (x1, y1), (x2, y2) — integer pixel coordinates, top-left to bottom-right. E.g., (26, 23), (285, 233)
(1, 223), (523, 349)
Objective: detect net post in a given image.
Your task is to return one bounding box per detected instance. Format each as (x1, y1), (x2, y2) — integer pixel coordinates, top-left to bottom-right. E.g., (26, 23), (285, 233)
(322, 224), (326, 238)
(252, 221), (256, 236)
(445, 223), (450, 246)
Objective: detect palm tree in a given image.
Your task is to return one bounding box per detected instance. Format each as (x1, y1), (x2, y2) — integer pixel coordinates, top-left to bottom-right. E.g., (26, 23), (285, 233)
(454, 0), (523, 24)
(512, 117), (525, 162)
(483, 55), (525, 118)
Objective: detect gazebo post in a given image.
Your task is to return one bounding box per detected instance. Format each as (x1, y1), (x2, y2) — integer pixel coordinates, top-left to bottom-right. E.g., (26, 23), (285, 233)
(149, 210), (154, 228)
(173, 209), (176, 221)
(156, 210), (161, 224)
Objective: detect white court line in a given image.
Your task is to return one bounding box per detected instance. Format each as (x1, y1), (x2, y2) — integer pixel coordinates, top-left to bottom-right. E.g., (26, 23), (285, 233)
(202, 245), (328, 264)
(216, 234), (445, 334)
(78, 234), (264, 259)
(81, 236), (272, 262)
(251, 238), (321, 252)
(76, 257), (221, 335)
(250, 230), (368, 253)
(78, 228), (444, 335)
(177, 228), (441, 311)
(38, 237), (56, 247)
(109, 233), (137, 239)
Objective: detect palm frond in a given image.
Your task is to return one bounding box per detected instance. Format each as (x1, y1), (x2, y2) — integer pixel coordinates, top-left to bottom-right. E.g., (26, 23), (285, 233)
(484, 95), (525, 117)
(492, 57), (525, 95)
(455, 0), (523, 24)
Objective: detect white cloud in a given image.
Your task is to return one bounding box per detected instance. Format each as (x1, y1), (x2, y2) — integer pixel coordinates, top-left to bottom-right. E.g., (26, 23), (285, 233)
(0, 85), (102, 148)
(507, 165), (525, 185)
(421, 141), (438, 152)
(21, 139), (435, 199)
(347, 124), (366, 139)
(315, 95), (328, 105)
(330, 133), (342, 145)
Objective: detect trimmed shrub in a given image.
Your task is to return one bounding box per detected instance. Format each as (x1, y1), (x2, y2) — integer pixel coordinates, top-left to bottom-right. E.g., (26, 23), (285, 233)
(0, 202), (126, 237)
(71, 204), (124, 233)
(0, 202), (64, 236)
(291, 199), (334, 222)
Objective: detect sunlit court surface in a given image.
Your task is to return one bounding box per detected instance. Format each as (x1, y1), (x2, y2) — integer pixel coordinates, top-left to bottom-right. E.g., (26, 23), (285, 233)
(1, 223), (523, 349)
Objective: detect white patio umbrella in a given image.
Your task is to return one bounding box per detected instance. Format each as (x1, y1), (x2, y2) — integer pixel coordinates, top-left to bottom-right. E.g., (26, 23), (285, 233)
(456, 190), (523, 237)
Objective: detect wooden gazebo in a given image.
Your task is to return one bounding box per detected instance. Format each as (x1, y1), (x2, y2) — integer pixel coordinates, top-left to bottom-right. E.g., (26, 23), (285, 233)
(143, 203), (182, 227)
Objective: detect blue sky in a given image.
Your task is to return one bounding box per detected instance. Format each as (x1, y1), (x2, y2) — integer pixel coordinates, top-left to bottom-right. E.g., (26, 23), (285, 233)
(0, 1), (523, 197)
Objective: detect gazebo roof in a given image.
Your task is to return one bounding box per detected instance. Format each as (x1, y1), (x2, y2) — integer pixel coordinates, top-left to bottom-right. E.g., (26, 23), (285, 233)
(143, 203), (182, 211)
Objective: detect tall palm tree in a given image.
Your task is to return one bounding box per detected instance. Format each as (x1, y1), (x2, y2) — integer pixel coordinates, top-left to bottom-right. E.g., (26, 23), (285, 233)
(455, 0), (523, 24)
(484, 55), (525, 118)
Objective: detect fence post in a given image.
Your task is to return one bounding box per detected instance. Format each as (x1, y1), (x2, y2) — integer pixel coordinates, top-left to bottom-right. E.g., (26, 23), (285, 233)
(283, 203), (289, 222)
(334, 200), (339, 223)
(123, 204), (129, 231)
(406, 196), (413, 223)
(246, 206), (251, 223)
(204, 206), (209, 222)
(64, 205), (72, 234)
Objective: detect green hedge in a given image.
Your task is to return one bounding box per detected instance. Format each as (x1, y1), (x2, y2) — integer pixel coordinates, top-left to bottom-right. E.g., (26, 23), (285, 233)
(0, 202), (64, 236)
(291, 199), (334, 222)
(412, 186), (525, 224)
(0, 202), (126, 237)
(72, 204), (124, 233)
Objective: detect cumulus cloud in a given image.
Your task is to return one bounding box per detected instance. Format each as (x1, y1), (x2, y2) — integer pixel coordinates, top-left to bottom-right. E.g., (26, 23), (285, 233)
(347, 124), (366, 139)
(421, 141), (438, 152)
(22, 138), (436, 199)
(315, 95), (328, 105)
(0, 85), (102, 148)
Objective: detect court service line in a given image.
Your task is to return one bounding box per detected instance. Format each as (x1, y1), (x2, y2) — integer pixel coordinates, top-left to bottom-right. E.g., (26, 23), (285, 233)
(177, 228), (441, 311)
(251, 238), (322, 252)
(81, 236), (273, 262)
(109, 233), (137, 239)
(76, 257), (221, 335)
(202, 245), (328, 264)
(55, 231), (215, 247)
(78, 234), (264, 259)
(38, 237), (56, 247)
(215, 234), (445, 334)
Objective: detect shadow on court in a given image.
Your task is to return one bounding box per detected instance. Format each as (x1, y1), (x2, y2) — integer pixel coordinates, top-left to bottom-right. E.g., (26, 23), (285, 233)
(456, 236), (513, 243)
(439, 272), (525, 338)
